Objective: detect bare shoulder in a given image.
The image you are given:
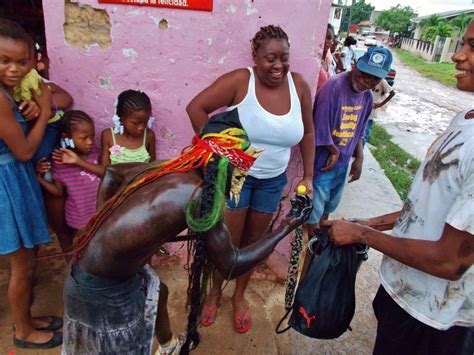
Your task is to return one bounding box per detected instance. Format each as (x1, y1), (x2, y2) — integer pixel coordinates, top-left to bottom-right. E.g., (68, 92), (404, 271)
(0, 90), (11, 109)
(290, 71), (311, 94)
(0, 92), (14, 121)
(218, 68), (250, 86)
(101, 127), (112, 144)
(147, 128), (156, 139)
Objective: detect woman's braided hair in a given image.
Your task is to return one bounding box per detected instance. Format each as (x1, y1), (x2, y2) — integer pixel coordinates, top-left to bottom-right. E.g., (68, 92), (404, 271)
(251, 25), (289, 53)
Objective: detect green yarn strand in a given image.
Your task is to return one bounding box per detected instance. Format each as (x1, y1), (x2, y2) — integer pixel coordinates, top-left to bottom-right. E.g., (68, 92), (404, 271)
(185, 157), (229, 232)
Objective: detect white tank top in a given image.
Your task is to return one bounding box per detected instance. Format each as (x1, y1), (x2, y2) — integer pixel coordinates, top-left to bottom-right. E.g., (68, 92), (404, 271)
(227, 67), (304, 179)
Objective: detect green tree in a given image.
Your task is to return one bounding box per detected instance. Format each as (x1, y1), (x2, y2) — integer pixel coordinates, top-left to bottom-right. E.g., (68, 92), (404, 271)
(450, 12), (474, 35)
(350, 0), (374, 24)
(421, 21), (454, 42)
(419, 14), (443, 28)
(340, 0), (373, 33)
(376, 4), (416, 34)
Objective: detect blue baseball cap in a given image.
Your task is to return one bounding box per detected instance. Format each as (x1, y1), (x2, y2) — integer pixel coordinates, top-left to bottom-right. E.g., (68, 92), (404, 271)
(356, 46), (393, 79)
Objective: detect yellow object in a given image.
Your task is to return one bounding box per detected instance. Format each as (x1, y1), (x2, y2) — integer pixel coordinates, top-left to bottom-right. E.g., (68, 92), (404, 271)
(13, 69), (42, 102)
(48, 110), (64, 124)
(296, 185), (307, 195)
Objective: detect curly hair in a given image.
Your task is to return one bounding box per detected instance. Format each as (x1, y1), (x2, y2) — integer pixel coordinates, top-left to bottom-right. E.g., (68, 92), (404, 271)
(251, 25), (289, 53)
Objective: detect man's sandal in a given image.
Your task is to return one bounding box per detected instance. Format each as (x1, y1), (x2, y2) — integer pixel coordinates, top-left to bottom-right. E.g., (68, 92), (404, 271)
(200, 291), (222, 327)
(232, 308), (252, 333)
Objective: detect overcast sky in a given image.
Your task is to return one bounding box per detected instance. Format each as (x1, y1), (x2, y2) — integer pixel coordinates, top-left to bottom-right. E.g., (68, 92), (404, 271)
(366, 0), (474, 16)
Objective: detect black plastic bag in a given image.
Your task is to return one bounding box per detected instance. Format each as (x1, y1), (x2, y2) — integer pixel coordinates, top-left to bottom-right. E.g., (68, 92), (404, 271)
(277, 227), (368, 339)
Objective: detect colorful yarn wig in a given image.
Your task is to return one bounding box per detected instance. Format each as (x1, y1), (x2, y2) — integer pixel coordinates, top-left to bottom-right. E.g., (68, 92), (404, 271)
(71, 109), (257, 354)
(73, 109), (255, 258)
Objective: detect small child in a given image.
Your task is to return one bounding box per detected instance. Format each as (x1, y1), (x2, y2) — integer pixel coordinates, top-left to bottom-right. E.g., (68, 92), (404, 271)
(362, 78), (395, 145)
(36, 110), (105, 237)
(13, 43), (73, 166)
(101, 89), (156, 165)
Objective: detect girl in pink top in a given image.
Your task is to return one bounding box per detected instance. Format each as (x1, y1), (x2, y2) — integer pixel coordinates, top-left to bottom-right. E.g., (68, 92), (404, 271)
(36, 110), (105, 244)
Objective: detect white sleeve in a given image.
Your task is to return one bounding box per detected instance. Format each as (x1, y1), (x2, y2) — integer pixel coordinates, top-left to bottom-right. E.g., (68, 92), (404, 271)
(381, 79), (393, 94)
(446, 138), (474, 235)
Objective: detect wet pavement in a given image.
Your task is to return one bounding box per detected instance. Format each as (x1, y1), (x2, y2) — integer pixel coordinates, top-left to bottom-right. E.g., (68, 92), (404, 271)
(375, 51), (473, 160)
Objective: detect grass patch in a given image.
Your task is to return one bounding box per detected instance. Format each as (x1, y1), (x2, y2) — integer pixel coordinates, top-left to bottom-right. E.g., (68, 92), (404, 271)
(368, 124), (421, 200)
(393, 48), (456, 87)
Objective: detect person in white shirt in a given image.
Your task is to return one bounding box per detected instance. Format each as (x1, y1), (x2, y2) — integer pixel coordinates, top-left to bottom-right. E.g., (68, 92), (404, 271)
(341, 36), (357, 72)
(324, 20), (474, 355)
(363, 78), (395, 144)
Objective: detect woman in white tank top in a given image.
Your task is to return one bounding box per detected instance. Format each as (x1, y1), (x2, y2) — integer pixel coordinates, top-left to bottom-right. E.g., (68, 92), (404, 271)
(187, 25), (314, 334)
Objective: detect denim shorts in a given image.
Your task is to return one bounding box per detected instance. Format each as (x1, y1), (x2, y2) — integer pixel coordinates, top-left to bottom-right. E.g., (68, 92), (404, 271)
(306, 165), (349, 224)
(226, 172), (287, 213)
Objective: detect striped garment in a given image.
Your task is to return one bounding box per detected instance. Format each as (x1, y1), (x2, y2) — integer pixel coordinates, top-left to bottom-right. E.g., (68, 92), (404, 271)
(52, 146), (101, 229)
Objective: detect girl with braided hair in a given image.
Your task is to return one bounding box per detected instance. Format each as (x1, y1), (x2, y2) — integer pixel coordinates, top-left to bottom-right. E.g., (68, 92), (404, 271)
(36, 110), (105, 245)
(61, 109), (312, 354)
(101, 89), (156, 166)
(187, 24), (315, 333)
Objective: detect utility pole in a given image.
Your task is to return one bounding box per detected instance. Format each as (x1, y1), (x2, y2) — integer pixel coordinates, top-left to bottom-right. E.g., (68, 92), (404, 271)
(347, 0), (354, 33)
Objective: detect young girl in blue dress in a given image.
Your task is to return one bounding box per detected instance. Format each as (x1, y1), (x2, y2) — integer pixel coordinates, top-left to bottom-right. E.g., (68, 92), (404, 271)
(0, 18), (62, 349)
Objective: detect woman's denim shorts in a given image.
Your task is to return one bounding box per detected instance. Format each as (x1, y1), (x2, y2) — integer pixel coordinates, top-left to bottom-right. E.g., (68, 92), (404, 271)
(226, 172), (287, 213)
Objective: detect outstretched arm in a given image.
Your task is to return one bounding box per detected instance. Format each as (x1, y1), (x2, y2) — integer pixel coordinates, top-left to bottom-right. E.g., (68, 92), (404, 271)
(324, 219), (473, 281)
(206, 195), (313, 279)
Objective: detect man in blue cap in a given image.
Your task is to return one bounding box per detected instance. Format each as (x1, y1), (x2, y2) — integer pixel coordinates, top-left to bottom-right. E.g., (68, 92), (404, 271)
(306, 46), (393, 234)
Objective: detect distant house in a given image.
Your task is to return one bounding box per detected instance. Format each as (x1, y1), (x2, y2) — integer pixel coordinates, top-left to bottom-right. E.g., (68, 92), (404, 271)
(328, 2), (344, 35)
(402, 8), (474, 63)
(412, 8), (474, 39)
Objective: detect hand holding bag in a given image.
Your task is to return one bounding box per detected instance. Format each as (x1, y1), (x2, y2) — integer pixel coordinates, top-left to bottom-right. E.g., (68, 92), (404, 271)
(277, 227), (368, 339)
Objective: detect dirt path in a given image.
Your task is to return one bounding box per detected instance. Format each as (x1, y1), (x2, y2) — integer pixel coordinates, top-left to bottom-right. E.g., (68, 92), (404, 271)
(375, 51), (473, 160)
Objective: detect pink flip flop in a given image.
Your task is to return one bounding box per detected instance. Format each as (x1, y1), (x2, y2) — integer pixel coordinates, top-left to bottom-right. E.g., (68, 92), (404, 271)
(232, 308), (252, 333)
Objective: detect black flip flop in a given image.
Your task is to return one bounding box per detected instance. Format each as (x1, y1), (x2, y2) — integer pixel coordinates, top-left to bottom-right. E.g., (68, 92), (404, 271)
(13, 330), (62, 349)
(34, 316), (63, 331)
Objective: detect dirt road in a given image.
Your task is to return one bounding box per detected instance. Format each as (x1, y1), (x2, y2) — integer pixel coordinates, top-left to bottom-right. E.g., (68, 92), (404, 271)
(375, 51), (473, 160)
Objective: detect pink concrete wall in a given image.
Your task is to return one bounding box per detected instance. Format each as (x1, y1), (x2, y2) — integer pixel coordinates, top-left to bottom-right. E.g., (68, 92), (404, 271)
(43, 0), (331, 277)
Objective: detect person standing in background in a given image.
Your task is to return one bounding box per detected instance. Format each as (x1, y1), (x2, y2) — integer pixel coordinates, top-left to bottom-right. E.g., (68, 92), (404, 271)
(341, 36), (357, 72)
(363, 78), (395, 145)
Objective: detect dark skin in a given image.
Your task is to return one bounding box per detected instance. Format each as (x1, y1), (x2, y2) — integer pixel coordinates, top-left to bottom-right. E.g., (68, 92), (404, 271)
(305, 68), (378, 233)
(324, 215), (473, 281)
(324, 23), (474, 281)
(101, 109), (156, 166)
(0, 36), (56, 345)
(187, 37), (315, 317)
(77, 163), (312, 343)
